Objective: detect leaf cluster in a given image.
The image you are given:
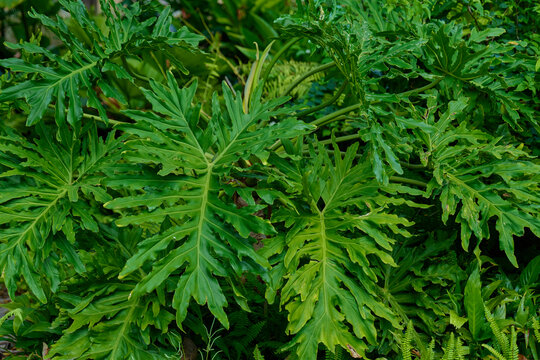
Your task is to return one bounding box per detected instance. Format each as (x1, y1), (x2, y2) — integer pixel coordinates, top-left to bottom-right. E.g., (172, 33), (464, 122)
(0, 0), (538, 359)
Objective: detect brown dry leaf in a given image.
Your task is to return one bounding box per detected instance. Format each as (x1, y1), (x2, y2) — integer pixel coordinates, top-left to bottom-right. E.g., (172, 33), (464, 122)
(347, 344), (362, 358)
(181, 338), (197, 360)
(42, 342), (50, 359)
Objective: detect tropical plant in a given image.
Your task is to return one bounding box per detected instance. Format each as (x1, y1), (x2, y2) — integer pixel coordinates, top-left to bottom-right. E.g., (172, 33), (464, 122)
(0, 0), (538, 359)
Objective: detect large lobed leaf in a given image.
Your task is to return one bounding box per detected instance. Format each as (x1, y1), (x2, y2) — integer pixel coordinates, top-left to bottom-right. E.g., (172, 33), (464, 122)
(412, 95), (540, 266)
(0, 0), (203, 126)
(48, 226), (177, 360)
(104, 74), (312, 328)
(263, 143), (414, 359)
(0, 122), (125, 302)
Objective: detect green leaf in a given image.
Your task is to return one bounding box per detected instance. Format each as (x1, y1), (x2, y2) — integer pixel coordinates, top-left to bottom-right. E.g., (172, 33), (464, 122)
(424, 24), (490, 81)
(0, 123), (124, 301)
(464, 267), (485, 341)
(0, 0), (202, 126)
(414, 97), (540, 266)
(450, 310), (468, 329)
(363, 123), (404, 184)
(51, 289), (171, 360)
(469, 28), (506, 43)
(519, 255), (540, 287)
(107, 75), (311, 328)
(267, 144), (407, 359)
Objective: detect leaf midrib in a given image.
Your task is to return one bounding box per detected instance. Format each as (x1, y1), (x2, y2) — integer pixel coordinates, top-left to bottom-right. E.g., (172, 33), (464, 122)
(0, 190), (66, 256)
(46, 61), (97, 92)
(195, 166), (213, 271)
(109, 303), (137, 359)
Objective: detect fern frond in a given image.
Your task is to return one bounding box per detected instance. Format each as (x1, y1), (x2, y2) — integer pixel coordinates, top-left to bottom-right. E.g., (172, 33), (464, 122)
(325, 348), (335, 360)
(424, 339), (436, 360)
(442, 333), (455, 360)
(401, 321), (414, 360)
(456, 337), (465, 360)
(262, 60), (327, 99)
(485, 306), (509, 355)
(508, 326), (518, 360)
(242, 321), (266, 346)
(482, 344), (507, 360)
(533, 317), (540, 341)
(253, 345), (265, 360)
(229, 311), (250, 330)
(324, 346), (343, 360)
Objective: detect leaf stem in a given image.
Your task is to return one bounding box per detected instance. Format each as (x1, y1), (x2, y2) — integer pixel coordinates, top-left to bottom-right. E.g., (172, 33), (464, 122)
(311, 103), (361, 126)
(399, 161), (426, 169)
(282, 61), (336, 97)
(319, 133), (361, 145)
(398, 77), (443, 97)
(296, 79), (348, 118)
(48, 104), (127, 126)
(261, 37), (300, 85)
(389, 176), (428, 188)
(270, 114), (351, 152)
(150, 51), (167, 80)
(82, 112), (126, 126)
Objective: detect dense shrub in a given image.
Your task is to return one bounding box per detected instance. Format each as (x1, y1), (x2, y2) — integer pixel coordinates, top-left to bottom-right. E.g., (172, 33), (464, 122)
(0, 0), (538, 359)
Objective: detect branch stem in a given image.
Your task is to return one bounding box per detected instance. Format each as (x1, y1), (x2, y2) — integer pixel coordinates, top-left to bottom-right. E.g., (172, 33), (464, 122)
(319, 133), (361, 145)
(48, 104), (127, 126)
(399, 161), (426, 170)
(82, 112), (126, 126)
(311, 103), (361, 127)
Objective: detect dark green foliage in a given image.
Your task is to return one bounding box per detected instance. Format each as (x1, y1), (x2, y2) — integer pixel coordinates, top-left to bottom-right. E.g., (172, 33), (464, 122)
(0, 122), (125, 302)
(0, 0), (203, 125)
(0, 0), (538, 359)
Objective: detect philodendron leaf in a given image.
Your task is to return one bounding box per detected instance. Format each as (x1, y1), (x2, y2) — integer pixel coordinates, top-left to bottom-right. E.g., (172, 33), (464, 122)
(0, 0), (202, 125)
(0, 123), (124, 301)
(265, 143), (412, 359)
(464, 266), (486, 341)
(106, 74), (312, 328)
(50, 289), (174, 360)
(411, 96), (540, 267)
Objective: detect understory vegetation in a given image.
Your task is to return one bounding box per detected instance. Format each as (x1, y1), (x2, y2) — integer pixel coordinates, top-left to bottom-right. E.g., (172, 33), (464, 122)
(0, 0), (538, 359)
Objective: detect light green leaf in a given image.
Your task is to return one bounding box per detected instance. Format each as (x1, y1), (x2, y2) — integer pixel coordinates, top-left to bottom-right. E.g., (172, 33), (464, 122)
(469, 28), (506, 43)
(109, 75), (311, 328)
(450, 310), (468, 329)
(267, 144), (406, 359)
